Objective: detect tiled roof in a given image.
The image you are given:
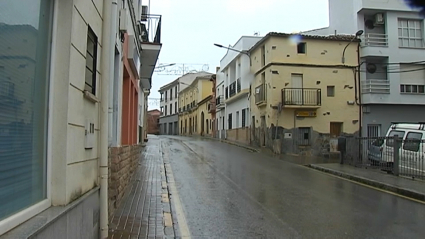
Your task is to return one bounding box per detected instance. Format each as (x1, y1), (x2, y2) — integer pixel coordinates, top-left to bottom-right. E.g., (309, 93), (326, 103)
(248, 32), (361, 52)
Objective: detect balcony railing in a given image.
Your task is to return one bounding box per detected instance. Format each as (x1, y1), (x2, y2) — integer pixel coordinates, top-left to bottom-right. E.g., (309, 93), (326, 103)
(216, 95), (224, 106)
(229, 82), (236, 98)
(361, 79), (390, 94)
(362, 33), (388, 47)
(236, 78), (241, 93)
(139, 14), (161, 43)
(255, 84), (266, 105)
(282, 88), (321, 106)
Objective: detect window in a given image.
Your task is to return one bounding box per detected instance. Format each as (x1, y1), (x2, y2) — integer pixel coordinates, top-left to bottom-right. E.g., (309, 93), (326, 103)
(403, 132), (422, 152)
(175, 102), (177, 114)
(398, 19), (423, 48)
(160, 106), (164, 114)
(330, 122), (343, 137)
(367, 124), (381, 138)
(236, 111), (239, 128)
(400, 84), (425, 94)
(298, 127), (310, 146)
(228, 113), (233, 130)
(170, 88), (173, 100)
(0, 0), (52, 224)
(165, 106), (167, 116)
(175, 86), (178, 98)
(85, 26), (98, 95)
(242, 109), (246, 127)
(386, 130), (405, 147)
(327, 86), (335, 97)
(297, 42), (306, 54)
(165, 91), (168, 102)
(169, 104), (172, 115)
(160, 93), (164, 101)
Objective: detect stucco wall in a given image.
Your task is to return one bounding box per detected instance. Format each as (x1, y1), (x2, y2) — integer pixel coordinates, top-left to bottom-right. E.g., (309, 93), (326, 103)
(249, 36), (359, 156)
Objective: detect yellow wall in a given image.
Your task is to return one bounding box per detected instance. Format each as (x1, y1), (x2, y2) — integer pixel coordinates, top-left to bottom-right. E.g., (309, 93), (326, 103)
(250, 36), (360, 134)
(178, 77), (213, 135)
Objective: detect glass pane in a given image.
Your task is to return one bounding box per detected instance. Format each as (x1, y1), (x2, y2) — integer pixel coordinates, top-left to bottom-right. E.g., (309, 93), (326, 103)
(410, 29), (415, 37)
(419, 85), (425, 93)
(415, 29), (422, 37)
(386, 130), (406, 147)
(403, 39), (409, 46)
(403, 29), (409, 37)
(87, 38), (95, 56)
(402, 20), (408, 27)
(85, 67), (93, 86)
(403, 132), (422, 152)
(86, 54), (94, 71)
(0, 0), (51, 220)
(398, 28), (402, 36)
(412, 85), (418, 93)
(415, 39), (423, 48)
(406, 85), (412, 92)
(400, 84), (405, 92)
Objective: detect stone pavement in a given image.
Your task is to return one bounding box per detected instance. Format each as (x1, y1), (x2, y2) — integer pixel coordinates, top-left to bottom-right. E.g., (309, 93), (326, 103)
(310, 163), (425, 202)
(108, 136), (175, 238)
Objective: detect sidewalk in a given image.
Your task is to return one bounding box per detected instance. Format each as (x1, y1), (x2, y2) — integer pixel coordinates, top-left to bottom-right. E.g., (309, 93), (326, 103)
(108, 136), (176, 238)
(310, 163), (425, 202)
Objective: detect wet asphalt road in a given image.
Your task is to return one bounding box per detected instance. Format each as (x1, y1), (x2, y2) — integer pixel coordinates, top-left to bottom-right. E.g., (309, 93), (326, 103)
(158, 136), (425, 239)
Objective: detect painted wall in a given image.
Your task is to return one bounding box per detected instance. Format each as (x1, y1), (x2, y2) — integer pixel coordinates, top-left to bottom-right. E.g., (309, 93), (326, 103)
(362, 104), (425, 137)
(249, 35), (359, 155)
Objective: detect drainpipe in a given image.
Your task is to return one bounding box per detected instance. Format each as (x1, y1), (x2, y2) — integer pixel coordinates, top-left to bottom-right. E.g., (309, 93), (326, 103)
(100, 0), (118, 238)
(357, 42), (362, 138)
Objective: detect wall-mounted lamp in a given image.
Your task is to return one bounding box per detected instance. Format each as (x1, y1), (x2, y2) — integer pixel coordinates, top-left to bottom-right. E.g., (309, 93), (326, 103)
(342, 30), (363, 64)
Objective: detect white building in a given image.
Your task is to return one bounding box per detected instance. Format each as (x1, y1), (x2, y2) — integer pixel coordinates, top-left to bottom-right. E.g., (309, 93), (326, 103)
(217, 36), (261, 142)
(0, 0), (160, 238)
(303, 0), (425, 137)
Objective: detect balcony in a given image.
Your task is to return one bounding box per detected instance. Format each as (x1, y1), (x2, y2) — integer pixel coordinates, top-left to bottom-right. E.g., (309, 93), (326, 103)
(139, 14), (162, 88)
(362, 79), (390, 94)
(216, 95), (224, 108)
(208, 102), (215, 113)
(255, 84), (266, 106)
(281, 88), (321, 108)
(229, 82), (236, 98)
(362, 33), (388, 47)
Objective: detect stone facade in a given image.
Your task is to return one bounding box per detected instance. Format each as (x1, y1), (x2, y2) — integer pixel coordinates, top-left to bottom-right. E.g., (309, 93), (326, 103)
(108, 144), (143, 219)
(251, 125), (358, 158)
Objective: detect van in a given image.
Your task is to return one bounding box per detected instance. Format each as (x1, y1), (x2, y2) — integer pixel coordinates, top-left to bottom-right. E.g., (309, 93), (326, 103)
(378, 123), (425, 176)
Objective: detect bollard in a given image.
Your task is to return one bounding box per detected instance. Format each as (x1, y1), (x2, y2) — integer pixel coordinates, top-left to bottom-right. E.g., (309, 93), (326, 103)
(393, 135), (400, 176)
(338, 136), (347, 164)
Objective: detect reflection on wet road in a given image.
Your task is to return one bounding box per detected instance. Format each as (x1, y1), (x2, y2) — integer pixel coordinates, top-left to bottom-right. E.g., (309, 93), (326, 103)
(159, 136), (425, 238)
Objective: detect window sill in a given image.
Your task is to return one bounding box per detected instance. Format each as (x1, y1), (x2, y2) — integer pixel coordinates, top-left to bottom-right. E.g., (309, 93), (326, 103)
(398, 46), (425, 50)
(1, 187), (99, 239)
(83, 90), (99, 103)
(400, 92), (425, 95)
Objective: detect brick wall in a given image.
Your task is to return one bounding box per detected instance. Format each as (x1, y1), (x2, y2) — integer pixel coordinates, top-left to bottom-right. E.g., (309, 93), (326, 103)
(108, 144), (143, 219)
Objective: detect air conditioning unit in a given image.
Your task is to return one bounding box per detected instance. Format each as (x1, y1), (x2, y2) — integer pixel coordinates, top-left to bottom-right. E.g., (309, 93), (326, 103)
(141, 5), (148, 21)
(374, 13), (384, 25)
(119, 9), (128, 33)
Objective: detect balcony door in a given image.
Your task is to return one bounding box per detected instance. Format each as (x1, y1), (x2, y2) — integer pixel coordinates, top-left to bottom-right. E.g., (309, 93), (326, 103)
(290, 74), (303, 104)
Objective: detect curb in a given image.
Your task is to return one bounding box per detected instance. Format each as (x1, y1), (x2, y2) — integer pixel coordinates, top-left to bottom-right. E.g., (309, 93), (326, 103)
(203, 136), (259, 152)
(309, 164), (425, 202)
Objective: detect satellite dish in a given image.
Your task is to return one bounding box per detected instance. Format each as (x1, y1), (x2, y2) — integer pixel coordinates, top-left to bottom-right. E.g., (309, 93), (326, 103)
(202, 64), (209, 71)
(366, 63), (377, 74)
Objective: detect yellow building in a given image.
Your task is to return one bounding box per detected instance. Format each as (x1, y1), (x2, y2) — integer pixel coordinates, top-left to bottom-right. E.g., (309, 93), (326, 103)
(179, 74), (214, 136)
(249, 33), (360, 156)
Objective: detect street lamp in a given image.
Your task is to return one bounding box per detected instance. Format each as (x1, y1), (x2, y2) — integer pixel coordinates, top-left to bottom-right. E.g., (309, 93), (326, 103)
(214, 43), (252, 66)
(342, 30), (364, 64)
(155, 63), (176, 69)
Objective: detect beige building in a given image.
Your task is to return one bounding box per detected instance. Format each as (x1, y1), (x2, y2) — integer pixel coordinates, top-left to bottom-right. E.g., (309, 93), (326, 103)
(249, 33), (360, 156)
(179, 74), (214, 136)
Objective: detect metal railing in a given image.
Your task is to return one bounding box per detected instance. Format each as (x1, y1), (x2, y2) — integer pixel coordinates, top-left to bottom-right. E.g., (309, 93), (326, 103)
(361, 79), (390, 94)
(236, 78), (241, 93)
(255, 84), (266, 104)
(216, 95), (224, 106)
(139, 14), (161, 43)
(229, 82), (236, 98)
(343, 136), (425, 179)
(362, 33), (388, 47)
(281, 88), (321, 106)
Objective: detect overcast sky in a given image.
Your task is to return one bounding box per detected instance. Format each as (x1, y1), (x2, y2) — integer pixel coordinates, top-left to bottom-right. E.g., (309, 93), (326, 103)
(147, 0), (330, 109)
